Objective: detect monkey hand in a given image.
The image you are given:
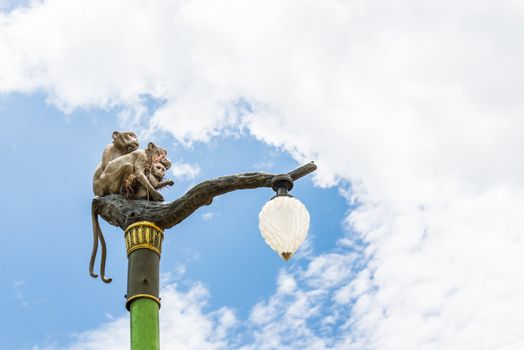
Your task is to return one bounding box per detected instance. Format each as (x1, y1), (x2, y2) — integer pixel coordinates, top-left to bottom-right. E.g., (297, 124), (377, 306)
(150, 190), (164, 202)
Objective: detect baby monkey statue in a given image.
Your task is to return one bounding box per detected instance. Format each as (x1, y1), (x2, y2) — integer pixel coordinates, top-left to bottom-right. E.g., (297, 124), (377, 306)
(121, 155), (175, 200)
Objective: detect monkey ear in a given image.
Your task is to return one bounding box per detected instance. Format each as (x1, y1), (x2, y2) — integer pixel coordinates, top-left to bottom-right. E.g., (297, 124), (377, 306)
(148, 142), (157, 151)
(112, 131), (120, 140)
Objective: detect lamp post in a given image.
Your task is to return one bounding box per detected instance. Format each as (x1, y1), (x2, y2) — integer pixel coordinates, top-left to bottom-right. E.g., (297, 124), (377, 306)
(90, 162), (317, 350)
(125, 221), (163, 349)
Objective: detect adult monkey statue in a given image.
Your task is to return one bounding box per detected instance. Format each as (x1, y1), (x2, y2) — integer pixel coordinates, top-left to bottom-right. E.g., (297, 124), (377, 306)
(92, 131), (139, 195)
(91, 131), (139, 283)
(90, 142), (171, 282)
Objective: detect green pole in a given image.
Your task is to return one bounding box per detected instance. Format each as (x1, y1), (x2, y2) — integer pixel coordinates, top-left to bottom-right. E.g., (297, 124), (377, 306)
(125, 221), (164, 350)
(131, 298), (159, 350)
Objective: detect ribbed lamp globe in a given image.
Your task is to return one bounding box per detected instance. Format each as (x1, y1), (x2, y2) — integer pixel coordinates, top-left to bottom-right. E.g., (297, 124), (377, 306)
(258, 196), (310, 261)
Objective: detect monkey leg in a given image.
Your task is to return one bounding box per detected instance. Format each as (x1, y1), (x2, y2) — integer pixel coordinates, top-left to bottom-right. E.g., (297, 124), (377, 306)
(99, 164), (135, 195)
(135, 187), (149, 200)
(136, 172), (164, 201)
(93, 179), (102, 197)
(92, 165), (103, 195)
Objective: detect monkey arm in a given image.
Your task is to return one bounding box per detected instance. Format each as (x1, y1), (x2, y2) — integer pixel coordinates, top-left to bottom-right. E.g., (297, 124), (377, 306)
(155, 179), (174, 190)
(94, 162), (317, 230)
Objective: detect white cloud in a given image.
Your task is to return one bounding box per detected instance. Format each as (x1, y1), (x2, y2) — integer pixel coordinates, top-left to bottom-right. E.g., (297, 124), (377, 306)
(201, 212), (215, 221)
(60, 283), (236, 350)
(170, 161), (201, 180)
(3, 0), (524, 349)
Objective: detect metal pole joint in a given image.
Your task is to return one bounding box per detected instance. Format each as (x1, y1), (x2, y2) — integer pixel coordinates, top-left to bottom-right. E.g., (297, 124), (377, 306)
(125, 221), (164, 310)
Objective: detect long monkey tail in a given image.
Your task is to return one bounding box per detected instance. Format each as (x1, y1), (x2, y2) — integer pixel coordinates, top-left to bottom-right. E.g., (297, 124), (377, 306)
(90, 199), (113, 283)
(89, 200), (99, 278)
(99, 224), (112, 284)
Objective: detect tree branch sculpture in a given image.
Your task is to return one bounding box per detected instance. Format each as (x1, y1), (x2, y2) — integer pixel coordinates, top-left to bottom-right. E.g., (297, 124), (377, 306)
(90, 162), (317, 283)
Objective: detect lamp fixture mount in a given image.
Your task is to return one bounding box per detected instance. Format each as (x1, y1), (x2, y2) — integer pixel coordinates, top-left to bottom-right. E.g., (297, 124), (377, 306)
(271, 174), (294, 197)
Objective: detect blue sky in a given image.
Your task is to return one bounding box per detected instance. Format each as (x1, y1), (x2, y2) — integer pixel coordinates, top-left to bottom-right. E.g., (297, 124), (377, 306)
(1, 1), (524, 349)
(0, 92), (349, 349)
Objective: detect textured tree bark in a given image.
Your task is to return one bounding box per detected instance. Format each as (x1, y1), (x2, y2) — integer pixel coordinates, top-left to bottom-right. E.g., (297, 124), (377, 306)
(93, 162), (317, 230)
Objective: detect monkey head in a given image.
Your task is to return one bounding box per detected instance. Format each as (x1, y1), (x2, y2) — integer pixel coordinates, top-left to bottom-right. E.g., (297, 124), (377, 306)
(150, 162), (166, 180)
(157, 147), (172, 170)
(145, 142), (163, 160)
(145, 143), (172, 170)
(112, 131), (139, 153)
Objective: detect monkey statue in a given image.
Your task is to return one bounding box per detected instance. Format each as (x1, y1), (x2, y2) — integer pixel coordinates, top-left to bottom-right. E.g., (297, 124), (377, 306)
(90, 132), (174, 283)
(90, 141), (170, 283)
(94, 142), (167, 202)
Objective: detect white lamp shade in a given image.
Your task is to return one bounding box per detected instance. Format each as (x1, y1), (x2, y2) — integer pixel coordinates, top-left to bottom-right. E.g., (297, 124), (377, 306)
(258, 196), (310, 261)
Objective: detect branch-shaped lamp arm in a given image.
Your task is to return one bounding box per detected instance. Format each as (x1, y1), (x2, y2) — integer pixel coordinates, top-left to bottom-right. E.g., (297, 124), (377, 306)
(93, 162), (317, 230)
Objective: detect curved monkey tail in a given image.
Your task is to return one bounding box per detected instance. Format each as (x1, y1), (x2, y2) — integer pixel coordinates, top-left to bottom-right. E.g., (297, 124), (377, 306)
(90, 200), (113, 283)
(99, 226), (113, 284)
(89, 200), (99, 278)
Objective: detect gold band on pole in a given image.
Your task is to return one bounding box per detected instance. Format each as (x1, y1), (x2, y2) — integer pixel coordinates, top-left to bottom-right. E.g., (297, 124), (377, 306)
(126, 293), (161, 309)
(125, 221), (164, 256)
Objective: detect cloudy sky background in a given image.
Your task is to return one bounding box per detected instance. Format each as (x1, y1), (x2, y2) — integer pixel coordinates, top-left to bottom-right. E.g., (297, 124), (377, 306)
(1, 0), (524, 349)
